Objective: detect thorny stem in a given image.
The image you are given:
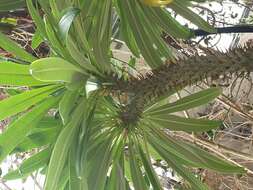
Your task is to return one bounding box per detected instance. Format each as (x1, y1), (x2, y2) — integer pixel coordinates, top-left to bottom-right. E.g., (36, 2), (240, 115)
(112, 45), (253, 125)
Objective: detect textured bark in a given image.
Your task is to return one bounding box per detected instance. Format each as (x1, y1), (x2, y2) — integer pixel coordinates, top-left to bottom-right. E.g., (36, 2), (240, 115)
(132, 46), (253, 102)
(111, 45), (253, 124)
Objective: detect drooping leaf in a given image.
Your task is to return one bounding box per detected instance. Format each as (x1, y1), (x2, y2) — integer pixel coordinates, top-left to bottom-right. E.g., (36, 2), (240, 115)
(106, 161), (127, 190)
(0, 95), (61, 163)
(90, 0), (113, 73)
(86, 134), (114, 190)
(169, 0), (216, 33)
(59, 7), (80, 43)
(59, 89), (80, 124)
(138, 143), (163, 189)
(147, 129), (245, 173)
(149, 136), (209, 190)
(0, 84), (61, 121)
(31, 30), (44, 49)
(0, 32), (36, 62)
(69, 126), (82, 190)
(3, 148), (51, 180)
(106, 146), (127, 190)
(13, 120), (62, 153)
(58, 166), (70, 190)
(148, 7), (193, 39)
(44, 98), (86, 190)
(27, 0), (47, 38)
(128, 138), (149, 190)
(118, 0), (172, 68)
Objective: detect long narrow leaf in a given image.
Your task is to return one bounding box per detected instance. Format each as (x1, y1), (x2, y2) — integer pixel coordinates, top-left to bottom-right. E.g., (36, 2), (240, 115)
(0, 85), (61, 121)
(169, 0), (216, 33)
(44, 98), (86, 190)
(59, 7), (80, 43)
(0, 95), (61, 163)
(0, 61), (48, 86)
(3, 148), (51, 180)
(128, 138), (148, 190)
(149, 137), (209, 190)
(59, 89), (80, 124)
(147, 129), (245, 173)
(146, 87), (222, 115)
(138, 143), (163, 190)
(148, 114), (221, 132)
(0, 32), (36, 62)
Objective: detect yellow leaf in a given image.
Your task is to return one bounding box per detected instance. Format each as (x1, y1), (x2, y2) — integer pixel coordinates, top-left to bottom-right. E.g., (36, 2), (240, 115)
(141, 0), (173, 7)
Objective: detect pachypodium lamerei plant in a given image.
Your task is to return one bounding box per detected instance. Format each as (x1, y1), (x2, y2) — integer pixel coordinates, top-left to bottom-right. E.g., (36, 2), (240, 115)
(0, 0), (251, 189)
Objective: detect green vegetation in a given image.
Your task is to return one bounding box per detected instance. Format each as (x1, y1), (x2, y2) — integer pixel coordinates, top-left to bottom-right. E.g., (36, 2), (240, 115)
(0, 0), (248, 189)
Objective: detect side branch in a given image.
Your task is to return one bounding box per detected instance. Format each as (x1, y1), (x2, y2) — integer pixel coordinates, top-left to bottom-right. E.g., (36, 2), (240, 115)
(108, 45), (253, 125)
(130, 45), (253, 105)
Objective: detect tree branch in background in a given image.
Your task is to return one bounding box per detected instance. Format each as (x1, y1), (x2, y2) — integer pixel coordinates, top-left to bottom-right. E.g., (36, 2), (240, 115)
(194, 25), (253, 37)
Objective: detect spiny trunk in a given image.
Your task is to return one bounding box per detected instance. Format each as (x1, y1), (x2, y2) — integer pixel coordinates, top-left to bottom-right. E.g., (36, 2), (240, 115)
(117, 45), (253, 125)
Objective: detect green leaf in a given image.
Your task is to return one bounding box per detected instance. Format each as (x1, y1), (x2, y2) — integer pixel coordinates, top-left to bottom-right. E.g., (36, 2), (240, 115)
(148, 114), (221, 132)
(0, 18), (17, 26)
(59, 89), (80, 124)
(13, 121), (62, 153)
(59, 7), (80, 43)
(107, 161), (126, 190)
(44, 16), (75, 62)
(148, 134), (197, 167)
(0, 32), (36, 62)
(27, 0), (47, 38)
(30, 57), (86, 82)
(31, 30), (44, 49)
(169, 0), (216, 33)
(2, 170), (28, 181)
(0, 85), (61, 121)
(146, 87), (222, 116)
(118, 0), (171, 68)
(105, 136), (126, 190)
(148, 129), (245, 173)
(66, 37), (97, 73)
(0, 95), (61, 163)
(69, 128), (82, 190)
(90, 0), (112, 73)
(149, 136), (209, 190)
(58, 166), (69, 190)
(138, 143), (163, 190)
(44, 98), (86, 190)
(3, 148), (51, 180)
(0, 0), (26, 12)
(86, 135), (113, 190)
(0, 61), (49, 86)
(114, 2), (140, 57)
(128, 139), (148, 190)
(149, 7), (193, 39)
